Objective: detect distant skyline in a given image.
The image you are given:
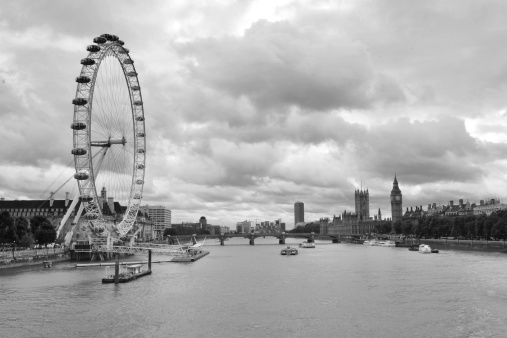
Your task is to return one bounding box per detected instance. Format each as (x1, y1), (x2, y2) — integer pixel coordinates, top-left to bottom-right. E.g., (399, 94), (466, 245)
(1, 0), (507, 229)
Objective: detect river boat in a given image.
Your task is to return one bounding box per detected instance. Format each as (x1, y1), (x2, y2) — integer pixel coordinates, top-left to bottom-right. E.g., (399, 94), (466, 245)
(431, 249), (439, 253)
(299, 241), (315, 248)
(280, 247), (298, 255)
(365, 239), (379, 246)
(102, 264), (151, 283)
(419, 244), (432, 254)
(408, 244), (419, 251)
(379, 240), (396, 247)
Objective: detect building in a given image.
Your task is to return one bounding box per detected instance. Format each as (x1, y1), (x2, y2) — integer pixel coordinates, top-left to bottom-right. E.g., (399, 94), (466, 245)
(199, 216), (207, 230)
(402, 198), (507, 224)
(390, 176), (403, 223)
(140, 205), (171, 238)
(473, 199), (507, 216)
(294, 201), (304, 226)
(236, 220), (254, 233)
(320, 188), (388, 236)
(355, 189), (369, 220)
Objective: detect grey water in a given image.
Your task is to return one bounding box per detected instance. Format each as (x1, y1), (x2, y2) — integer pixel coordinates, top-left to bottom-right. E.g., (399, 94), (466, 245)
(1, 238), (506, 338)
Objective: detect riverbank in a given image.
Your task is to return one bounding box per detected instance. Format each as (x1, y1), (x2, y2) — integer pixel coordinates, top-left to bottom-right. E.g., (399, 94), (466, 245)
(402, 238), (507, 253)
(0, 253), (71, 270)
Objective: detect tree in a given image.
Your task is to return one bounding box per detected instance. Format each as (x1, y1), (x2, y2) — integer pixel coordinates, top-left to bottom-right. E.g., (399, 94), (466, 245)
(35, 222), (57, 248)
(392, 221), (402, 234)
(30, 215), (51, 235)
(163, 228), (176, 237)
(15, 217), (30, 243)
(0, 211), (18, 245)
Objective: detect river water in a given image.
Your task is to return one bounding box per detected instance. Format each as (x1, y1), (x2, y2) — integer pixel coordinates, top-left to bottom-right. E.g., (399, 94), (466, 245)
(1, 238), (506, 338)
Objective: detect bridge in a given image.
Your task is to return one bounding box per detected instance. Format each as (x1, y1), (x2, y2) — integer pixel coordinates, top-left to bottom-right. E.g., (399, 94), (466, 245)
(168, 232), (341, 246)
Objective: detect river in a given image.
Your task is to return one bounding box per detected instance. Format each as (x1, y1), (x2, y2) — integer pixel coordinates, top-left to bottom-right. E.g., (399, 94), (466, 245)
(1, 238), (506, 338)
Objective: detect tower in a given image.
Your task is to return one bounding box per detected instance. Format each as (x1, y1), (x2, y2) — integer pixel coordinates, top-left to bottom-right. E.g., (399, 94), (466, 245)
(355, 189), (369, 220)
(390, 175), (403, 223)
(294, 201), (304, 226)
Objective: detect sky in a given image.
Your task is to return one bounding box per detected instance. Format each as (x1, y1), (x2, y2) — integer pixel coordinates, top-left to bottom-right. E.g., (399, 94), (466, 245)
(1, 0), (507, 229)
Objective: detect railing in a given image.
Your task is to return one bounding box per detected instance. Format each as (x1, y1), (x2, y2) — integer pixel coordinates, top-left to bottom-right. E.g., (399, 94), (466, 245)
(0, 247), (69, 264)
(95, 245), (191, 257)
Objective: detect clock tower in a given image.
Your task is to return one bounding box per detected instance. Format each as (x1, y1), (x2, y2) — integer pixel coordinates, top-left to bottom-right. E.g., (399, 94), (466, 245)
(390, 175), (403, 223)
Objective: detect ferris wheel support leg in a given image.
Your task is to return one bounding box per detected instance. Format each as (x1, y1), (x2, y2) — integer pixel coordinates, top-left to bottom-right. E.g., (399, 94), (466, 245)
(64, 203), (86, 247)
(56, 190), (81, 238)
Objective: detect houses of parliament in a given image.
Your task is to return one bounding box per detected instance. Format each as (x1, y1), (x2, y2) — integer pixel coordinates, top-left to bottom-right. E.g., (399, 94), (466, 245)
(320, 176), (401, 236)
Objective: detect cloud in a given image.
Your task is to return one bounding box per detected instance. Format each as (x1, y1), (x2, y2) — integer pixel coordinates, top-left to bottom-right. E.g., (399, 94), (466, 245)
(1, 0), (507, 228)
(175, 19), (406, 112)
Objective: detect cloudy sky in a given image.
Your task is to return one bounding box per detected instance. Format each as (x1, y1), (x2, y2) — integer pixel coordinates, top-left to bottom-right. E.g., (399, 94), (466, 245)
(1, 0), (507, 228)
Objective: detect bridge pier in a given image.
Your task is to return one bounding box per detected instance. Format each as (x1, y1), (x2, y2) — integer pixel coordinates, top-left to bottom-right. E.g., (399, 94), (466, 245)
(249, 236), (255, 245)
(308, 232), (315, 243)
(219, 233), (225, 246)
(279, 232), (286, 245)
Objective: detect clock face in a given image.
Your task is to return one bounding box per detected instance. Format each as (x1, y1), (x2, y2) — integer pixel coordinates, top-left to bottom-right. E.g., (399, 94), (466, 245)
(395, 196), (401, 201)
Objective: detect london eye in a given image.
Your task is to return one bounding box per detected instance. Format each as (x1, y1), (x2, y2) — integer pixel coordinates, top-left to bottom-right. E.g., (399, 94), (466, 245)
(71, 34), (146, 237)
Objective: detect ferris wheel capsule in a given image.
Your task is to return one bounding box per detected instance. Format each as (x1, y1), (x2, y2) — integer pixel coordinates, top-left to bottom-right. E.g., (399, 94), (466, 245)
(118, 48), (130, 54)
(87, 45), (101, 53)
(74, 171), (90, 180)
(126, 71), (137, 77)
(71, 148), (87, 156)
(134, 101), (143, 106)
(79, 195), (93, 202)
(81, 58), (96, 66)
(93, 37), (107, 44)
(131, 86), (140, 91)
(72, 98), (87, 105)
(117, 40), (125, 46)
(124, 59), (134, 65)
(71, 122), (87, 130)
(76, 76), (91, 83)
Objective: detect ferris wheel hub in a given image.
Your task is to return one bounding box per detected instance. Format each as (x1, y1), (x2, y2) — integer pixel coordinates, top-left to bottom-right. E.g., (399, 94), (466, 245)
(91, 137), (127, 147)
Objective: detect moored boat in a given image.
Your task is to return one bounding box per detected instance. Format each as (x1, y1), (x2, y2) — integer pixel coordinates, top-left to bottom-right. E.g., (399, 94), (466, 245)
(431, 248), (439, 253)
(408, 244), (419, 251)
(419, 244), (432, 254)
(281, 246), (298, 255)
(379, 240), (396, 247)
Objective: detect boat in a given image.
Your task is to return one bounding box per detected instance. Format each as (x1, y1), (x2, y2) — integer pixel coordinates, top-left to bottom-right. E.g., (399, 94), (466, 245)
(299, 241), (315, 248)
(431, 248), (439, 253)
(363, 240), (371, 245)
(379, 240), (396, 247)
(408, 244), (419, 251)
(102, 264), (152, 283)
(367, 239), (379, 246)
(280, 246), (298, 255)
(419, 244), (432, 254)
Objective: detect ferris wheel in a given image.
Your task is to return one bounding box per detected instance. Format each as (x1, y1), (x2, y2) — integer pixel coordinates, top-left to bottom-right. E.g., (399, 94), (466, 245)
(71, 34), (146, 237)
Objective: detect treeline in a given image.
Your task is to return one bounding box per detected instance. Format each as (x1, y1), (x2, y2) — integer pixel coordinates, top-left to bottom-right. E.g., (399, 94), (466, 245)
(289, 222), (321, 234)
(163, 226), (210, 237)
(386, 210), (507, 240)
(0, 212), (57, 248)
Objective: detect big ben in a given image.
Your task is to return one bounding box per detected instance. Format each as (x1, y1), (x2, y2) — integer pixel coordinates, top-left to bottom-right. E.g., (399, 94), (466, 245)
(390, 175), (403, 223)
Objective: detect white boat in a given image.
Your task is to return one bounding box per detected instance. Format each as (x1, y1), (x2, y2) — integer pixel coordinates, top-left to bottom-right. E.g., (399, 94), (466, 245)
(419, 244), (432, 254)
(367, 239), (379, 246)
(363, 240), (370, 245)
(280, 246), (298, 255)
(299, 241), (315, 248)
(379, 240), (396, 247)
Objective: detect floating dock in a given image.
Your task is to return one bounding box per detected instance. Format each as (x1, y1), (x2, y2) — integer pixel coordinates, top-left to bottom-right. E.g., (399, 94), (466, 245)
(102, 264), (152, 284)
(172, 251), (209, 262)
